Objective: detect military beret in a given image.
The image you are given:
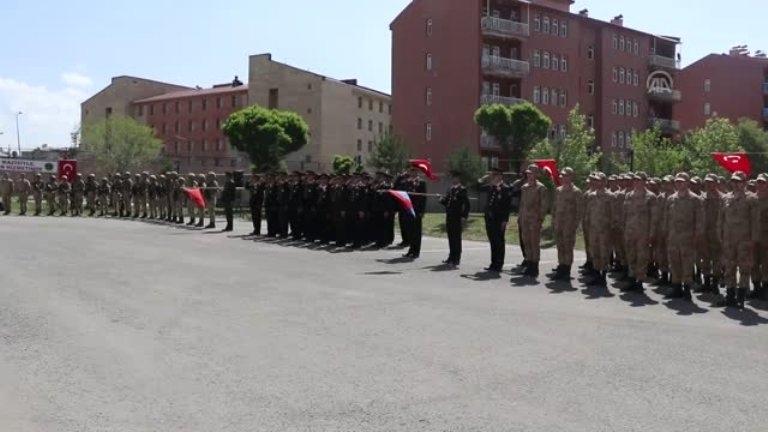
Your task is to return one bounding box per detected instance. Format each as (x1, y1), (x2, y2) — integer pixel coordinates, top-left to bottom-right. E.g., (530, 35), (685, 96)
(560, 167), (574, 176)
(731, 171), (746, 182)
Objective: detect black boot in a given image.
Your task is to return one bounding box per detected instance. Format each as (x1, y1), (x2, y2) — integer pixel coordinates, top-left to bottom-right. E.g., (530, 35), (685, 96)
(187, 218), (196, 226)
(554, 265), (571, 281)
(747, 282), (763, 299)
(523, 261), (539, 277)
(664, 283), (685, 299)
(195, 221), (204, 228)
(715, 288), (737, 308)
(682, 284), (693, 301)
(737, 288), (747, 309)
(620, 278), (636, 292)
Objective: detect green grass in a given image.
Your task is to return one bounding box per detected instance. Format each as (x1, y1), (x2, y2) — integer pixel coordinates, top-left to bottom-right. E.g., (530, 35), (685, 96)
(423, 212), (585, 250)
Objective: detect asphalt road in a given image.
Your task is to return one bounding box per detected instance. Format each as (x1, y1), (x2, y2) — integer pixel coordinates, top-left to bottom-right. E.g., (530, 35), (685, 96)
(1, 215), (767, 432)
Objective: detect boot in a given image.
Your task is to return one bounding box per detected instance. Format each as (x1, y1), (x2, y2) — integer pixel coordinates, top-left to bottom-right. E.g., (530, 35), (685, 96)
(664, 283), (685, 299)
(554, 265), (571, 281)
(205, 223), (216, 229)
(682, 284), (693, 301)
(195, 221), (204, 228)
(620, 278), (636, 292)
(187, 218), (196, 226)
(549, 264), (564, 275)
(715, 288), (737, 308)
(747, 282), (763, 299)
(523, 261), (539, 277)
(737, 288), (747, 309)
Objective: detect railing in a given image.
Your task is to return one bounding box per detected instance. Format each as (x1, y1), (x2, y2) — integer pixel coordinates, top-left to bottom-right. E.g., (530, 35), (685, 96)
(481, 16), (530, 38)
(480, 133), (502, 150)
(480, 94), (525, 106)
(648, 117), (681, 132)
(647, 88), (682, 102)
(649, 54), (679, 69)
(763, 82), (768, 94)
(481, 55), (530, 76)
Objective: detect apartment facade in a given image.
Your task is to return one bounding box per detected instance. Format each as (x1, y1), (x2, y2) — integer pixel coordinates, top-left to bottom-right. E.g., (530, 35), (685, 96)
(248, 53), (391, 171)
(132, 82), (249, 173)
(390, 0), (682, 170)
(676, 48), (768, 131)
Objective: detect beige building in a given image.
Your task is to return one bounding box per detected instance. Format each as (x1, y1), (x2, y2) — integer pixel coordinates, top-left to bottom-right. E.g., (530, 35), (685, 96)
(248, 53), (391, 171)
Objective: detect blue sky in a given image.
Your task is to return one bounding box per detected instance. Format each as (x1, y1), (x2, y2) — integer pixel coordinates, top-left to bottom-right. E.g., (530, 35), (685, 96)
(0, 0), (764, 152)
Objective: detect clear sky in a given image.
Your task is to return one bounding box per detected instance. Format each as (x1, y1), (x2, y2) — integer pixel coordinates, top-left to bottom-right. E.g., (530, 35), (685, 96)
(0, 0), (765, 152)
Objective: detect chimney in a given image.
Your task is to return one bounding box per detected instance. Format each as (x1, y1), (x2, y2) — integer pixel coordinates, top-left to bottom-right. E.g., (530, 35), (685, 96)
(578, 9), (588, 17)
(610, 14), (624, 26)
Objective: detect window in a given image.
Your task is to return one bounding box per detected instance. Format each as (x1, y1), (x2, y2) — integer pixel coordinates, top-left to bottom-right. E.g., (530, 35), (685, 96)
(613, 34), (618, 50)
(626, 99), (633, 117)
(188, 100), (193, 113)
(619, 36), (625, 51)
(587, 115), (594, 129)
(368, 119), (373, 131)
(561, 57), (568, 72)
(201, 99), (207, 111)
(633, 102), (638, 117)
(426, 53), (432, 70)
(619, 67), (625, 84)
(162, 103), (167, 114)
(189, 120), (195, 132)
(543, 51), (550, 69)
(388, 104), (392, 114)
(619, 100), (625, 116)
(425, 122), (432, 141)
(704, 79), (711, 92)
(551, 89), (559, 105)
(558, 125), (566, 138)
(368, 99), (373, 111)
(633, 40), (639, 55)
(162, 123), (167, 134)
(368, 141), (373, 152)
(357, 118), (362, 129)
(552, 54), (559, 71)
(216, 97), (222, 109)
(534, 14), (541, 31)
(533, 86), (541, 104)
(552, 19), (559, 36)
(188, 141), (195, 153)
(175, 102), (180, 113)
(704, 103), (711, 116)
(379, 101), (383, 112)
(611, 131), (617, 148)
(357, 139), (362, 151)
(627, 133), (633, 148)
(560, 91), (567, 107)
(231, 95), (237, 107)
(426, 87), (432, 105)
(612, 67), (618, 82)
(268, 88), (279, 109)
(202, 140), (208, 152)
(587, 80), (595, 95)
(215, 118), (221, 130)
(533, 50), (541, 67)
(174, 121), (180, 133)
(587, 46), (594, 60)
(426, 18), (433, 36)
(216, 139), (223, 151)
(542, 87), (550, 105)
(149, 104), (154, 116)
(618, 131), (625, 148)
(612, 99), (618, 114)
(561, 21), (568, 37)
(542, 17), (550, 33)
(492, 83), (500, 96)
(174, 142), (179, 154)
(201, 120), (207, 132)
(379, 122), (383, 134)
(633, 71), (639, 86)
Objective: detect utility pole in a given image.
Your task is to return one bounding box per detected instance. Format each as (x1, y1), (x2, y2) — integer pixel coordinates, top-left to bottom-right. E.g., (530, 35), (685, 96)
(15, 111), (23, 157)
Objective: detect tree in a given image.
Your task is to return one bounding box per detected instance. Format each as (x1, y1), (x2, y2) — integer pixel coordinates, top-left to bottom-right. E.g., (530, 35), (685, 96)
(630, 127), (686, 177)
(474, 102), (551, 172)
(80, 115), (163, 173)
(736, 118), (768, 175)
(682, 117), (742, 177)
(223, 105), (309, 172)
(528, 105), (601, 188)
(332, 155), (356, 175)
(447, 145), (485, 186)
(367, 130), (410, 174)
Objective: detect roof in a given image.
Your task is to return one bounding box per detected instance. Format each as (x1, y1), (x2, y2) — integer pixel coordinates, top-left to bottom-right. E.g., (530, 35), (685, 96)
(81, 75), (192, 105)
(133, 85), (248, 103)
(683, 52), (768, 72)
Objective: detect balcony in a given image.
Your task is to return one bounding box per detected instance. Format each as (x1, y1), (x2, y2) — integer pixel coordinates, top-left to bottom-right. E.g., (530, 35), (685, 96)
(480, 133), (502, 151)
(648, 117), (681, 134)
(482, 55), (530, 78)
(649, 54), (679, 70)
(480, 94), (525, 106)
(481, 16), (529, 39)
(647, 87), (682, 103)
(763, 82), (768, 95)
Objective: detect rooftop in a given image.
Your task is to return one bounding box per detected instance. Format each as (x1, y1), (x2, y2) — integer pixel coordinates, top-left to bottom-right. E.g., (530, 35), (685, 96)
(134, 84), (247, 104)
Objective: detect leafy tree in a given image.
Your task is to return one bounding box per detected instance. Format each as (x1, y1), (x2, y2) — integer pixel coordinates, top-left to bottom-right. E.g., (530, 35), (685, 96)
(332, 154), (356, 175)
(447, 145), (485, 186)
(736, 118), (768, 175)
(80, 115), (163, 173)
(528, 106), (601, 188)
(223, 105), (309, 172)
(474, 102), (551, 172)
(630, 127), (686, 177)
(682, 117), (742, 177)
(367, 130), (410, 174)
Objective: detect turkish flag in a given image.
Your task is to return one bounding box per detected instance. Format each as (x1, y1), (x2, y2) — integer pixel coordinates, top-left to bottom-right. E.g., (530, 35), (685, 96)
(534, 159), (560, 186)
(409, 159), (439, 181)
(57, 159), (78, 182)
(183, 187), (206, 209)
(711, 152), (751, 177)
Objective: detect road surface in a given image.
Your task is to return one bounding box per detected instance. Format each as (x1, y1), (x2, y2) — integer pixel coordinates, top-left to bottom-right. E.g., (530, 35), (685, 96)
(1, 216), (766, 431)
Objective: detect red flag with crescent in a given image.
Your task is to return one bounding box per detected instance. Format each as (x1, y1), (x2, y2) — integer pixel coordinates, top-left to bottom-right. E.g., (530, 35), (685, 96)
(183, 187), (206, 209)
(534, 159), (560, 186)
(57, 159), (78, 182)
(711, 152), (751, 177)
(409, 159), (439, 181)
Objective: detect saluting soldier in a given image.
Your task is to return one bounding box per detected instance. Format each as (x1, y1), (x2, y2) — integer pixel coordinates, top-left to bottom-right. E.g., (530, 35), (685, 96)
(439, 170), (470, 267)
(479, 168), (512, 273)
(16, 173), (32, 215)
(518, 164), (548, 277)
(551, 167), (583, 281)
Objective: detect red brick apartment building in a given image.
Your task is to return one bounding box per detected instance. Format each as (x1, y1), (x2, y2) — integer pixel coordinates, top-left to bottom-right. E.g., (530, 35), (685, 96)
(390, 0), (682, 170)
(676, 46), (768, 131)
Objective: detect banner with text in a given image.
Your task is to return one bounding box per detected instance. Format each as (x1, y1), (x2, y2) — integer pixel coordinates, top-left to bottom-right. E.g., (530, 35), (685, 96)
(0, 158), (58, 174)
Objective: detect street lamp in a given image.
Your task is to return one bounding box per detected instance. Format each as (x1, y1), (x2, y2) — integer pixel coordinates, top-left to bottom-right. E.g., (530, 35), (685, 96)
(15, 111), (23, 157)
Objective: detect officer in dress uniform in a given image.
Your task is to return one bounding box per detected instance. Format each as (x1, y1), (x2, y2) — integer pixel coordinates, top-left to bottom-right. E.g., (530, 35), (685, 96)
(439, 170), (470, 267)
(220, 171), (236, 232)
(479, 168), (512, 272)
(404, 167), (427, 259)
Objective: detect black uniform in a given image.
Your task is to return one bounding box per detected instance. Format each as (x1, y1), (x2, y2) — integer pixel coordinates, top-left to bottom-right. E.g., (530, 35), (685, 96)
(405, 177), (427, 258)
(440, 184), (471, 265)
(221, 175), (236, 231)
(247, 180), (265, 235)
(394, 173), (411, 247)
(482, 182), (512, 271)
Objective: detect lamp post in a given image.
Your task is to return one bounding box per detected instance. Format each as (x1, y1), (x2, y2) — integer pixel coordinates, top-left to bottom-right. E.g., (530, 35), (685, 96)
(15, 111), (23, 157)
